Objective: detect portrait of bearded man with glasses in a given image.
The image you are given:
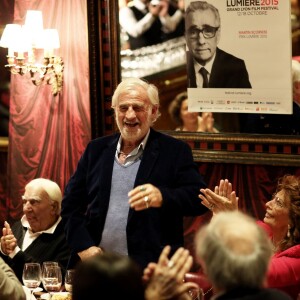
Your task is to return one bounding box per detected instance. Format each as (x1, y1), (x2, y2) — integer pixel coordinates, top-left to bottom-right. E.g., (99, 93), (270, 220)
(185, 1), (252, 89)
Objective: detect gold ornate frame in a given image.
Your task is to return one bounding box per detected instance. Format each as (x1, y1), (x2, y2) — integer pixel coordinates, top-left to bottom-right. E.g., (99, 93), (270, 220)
(88, 1), (300, 166)
(162, 131), (300, 166)
(0, 137), (8, 153)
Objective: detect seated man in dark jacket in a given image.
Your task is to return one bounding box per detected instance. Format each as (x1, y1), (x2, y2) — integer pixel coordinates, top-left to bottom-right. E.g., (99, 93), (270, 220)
(0, 178), (70, 282)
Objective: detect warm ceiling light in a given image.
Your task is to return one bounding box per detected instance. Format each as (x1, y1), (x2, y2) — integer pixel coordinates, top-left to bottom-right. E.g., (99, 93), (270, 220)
(0, 10), (64, 96)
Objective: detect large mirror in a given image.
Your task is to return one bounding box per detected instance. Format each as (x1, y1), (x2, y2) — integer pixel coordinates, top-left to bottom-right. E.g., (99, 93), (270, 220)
(87, 0), (300, 166)
(117, 0), (300, 134)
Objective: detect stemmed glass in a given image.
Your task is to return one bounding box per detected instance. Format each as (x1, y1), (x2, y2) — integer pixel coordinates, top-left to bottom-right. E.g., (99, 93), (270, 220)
(42, 264), (62, 299)
(64, 269), (75, 293)
(42, 261), (59, 270)
(22, 263), (42, 299)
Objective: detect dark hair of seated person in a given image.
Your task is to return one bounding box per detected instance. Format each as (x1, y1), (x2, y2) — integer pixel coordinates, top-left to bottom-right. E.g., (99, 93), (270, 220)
(72, 252), (145, 300)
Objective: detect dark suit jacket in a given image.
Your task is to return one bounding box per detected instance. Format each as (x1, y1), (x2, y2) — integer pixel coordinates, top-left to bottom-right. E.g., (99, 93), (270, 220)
(187, 47), (252, 88)
(216, 287), (292, 300)
(61, 128), (207, 269)
(0, 219), (71, 282)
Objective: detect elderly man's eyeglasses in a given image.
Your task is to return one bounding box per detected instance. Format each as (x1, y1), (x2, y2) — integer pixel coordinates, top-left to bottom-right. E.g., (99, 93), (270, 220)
(187, 26), (219, 39)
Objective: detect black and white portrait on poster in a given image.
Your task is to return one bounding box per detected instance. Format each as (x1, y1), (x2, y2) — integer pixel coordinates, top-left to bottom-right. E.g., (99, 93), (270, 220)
(185, 0), (292, 114)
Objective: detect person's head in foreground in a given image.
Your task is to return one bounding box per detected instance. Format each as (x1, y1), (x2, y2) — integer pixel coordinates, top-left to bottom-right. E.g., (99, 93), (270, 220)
(195, 211), (272, 293)
(22, 178), (62, 233)
(72, 252), (144, 300)
(111, 78), (160, 144)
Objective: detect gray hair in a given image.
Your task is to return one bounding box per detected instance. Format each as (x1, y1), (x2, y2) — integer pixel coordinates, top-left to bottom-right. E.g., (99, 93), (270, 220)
(25, 178), (62, 211)
(186, 1), (221, 26)
(195, 211), (272, 290)
(111, 78), (161, 122)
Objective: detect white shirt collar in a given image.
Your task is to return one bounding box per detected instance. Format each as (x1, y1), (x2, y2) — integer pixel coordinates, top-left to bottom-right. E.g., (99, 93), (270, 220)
(193, 52), (216, 87)
(117, 129), (150, 155)
(193, 51), (216, 75)
(21, 215), (61, 235)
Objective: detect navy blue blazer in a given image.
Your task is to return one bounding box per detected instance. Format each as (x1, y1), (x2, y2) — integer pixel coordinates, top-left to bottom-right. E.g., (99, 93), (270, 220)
(187, 47), (252, 88)
(61, 129), (207, 269)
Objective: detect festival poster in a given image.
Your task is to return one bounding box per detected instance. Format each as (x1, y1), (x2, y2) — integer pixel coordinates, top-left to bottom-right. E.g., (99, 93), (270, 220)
(186, 0), (292, 114)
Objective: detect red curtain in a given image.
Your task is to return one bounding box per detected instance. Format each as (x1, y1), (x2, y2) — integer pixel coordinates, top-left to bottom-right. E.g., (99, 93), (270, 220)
(5, 0), (90, 224)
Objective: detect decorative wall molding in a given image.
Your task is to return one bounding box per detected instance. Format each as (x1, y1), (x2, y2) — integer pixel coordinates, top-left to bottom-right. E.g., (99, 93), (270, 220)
(163, 131), (300, 166)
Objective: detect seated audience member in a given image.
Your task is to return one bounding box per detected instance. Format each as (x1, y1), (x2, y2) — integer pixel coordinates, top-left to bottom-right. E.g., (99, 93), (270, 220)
(168, 91), (219, 132)
(199, 175), (300, 299)
(119, 0), (184, 50)
(0, 178), (71, 282)
(194, 210), (292, 300)
(72, 246), (198, 300)
(0, 256), (26, 300)
(72, 252), (145, 300)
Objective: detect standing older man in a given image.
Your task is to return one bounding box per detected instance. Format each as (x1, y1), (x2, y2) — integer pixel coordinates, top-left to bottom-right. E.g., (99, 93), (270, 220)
(61, 77), (207, 270)
(0, 178), (70, 282)
(185, 1), (251, 88)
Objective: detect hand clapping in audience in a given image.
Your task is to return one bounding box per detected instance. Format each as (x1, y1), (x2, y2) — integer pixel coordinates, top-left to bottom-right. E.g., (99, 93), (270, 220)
(144, 245), (199, 300)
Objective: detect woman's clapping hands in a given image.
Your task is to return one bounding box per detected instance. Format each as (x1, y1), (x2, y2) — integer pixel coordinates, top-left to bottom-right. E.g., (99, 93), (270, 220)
(199, 179), (239, 214)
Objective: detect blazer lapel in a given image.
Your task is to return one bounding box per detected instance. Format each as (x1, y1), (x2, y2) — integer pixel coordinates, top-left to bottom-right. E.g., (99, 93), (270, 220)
(134, 129), (159, 187)
(209, 48), (225, 87)
(187, 51), (197, 88)
(128, 130), (160, 221)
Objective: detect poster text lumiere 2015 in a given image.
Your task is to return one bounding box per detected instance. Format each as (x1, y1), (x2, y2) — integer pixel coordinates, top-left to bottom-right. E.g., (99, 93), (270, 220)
(227, 0), (279, 16)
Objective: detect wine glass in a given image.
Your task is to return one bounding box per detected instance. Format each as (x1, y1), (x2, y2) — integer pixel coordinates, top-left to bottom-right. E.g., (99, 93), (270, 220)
(22, 263), (42, 299)
(42, 261), (59, 270)
(64, 269), (75, 293)
(42, 265), (62, 299)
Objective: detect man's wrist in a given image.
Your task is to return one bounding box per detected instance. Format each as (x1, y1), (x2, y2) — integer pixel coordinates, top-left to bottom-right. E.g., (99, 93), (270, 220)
(8, 246), (20, 258)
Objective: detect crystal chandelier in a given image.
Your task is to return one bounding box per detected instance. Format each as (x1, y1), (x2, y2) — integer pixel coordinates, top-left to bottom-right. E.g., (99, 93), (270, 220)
(0, 10), (64, 96)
